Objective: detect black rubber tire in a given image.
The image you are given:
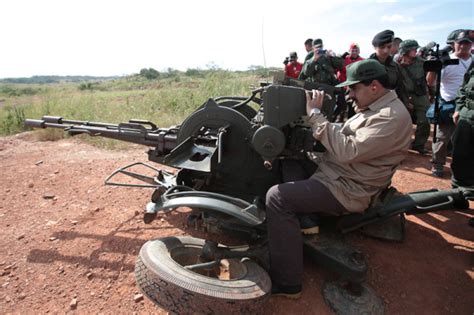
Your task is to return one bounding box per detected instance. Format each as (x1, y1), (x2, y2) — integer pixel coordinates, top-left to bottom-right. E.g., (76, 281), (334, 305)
(135, 236), (271, 314)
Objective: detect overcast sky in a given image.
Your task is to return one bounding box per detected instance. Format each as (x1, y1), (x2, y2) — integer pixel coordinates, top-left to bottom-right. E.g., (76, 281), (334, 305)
(0, 0), (472, 78)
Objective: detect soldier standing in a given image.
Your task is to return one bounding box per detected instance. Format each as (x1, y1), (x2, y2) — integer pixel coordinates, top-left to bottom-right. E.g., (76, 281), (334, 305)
(298, 38), (343, 85)
(397, 40), (431, 154)
(369, 30), (409, 107)
(303, 38), (314, 63)
(452, 61), (474, 188)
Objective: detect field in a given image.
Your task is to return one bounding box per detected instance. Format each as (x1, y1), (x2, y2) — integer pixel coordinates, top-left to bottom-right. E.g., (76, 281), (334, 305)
(0, 73), (473, 314)
(0, 70), (266, 146)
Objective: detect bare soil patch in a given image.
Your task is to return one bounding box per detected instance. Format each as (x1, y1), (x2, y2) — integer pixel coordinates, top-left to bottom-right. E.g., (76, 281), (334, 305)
(0, 133), (472, 314)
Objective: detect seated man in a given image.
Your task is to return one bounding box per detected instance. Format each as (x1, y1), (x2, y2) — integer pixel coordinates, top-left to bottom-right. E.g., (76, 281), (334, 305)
(266, 59), (412, 298)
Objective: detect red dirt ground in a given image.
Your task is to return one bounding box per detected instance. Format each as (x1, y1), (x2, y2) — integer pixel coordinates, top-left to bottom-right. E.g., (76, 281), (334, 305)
(0, 132), (473, 314)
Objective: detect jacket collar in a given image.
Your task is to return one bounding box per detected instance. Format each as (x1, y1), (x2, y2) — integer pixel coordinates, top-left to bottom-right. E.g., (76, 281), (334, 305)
(367, 90), (398, 112)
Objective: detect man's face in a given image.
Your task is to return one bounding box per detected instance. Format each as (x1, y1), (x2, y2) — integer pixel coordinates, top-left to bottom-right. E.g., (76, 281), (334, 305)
(390, 42), (400, 55)
(305, 44), (313, 52)
(375, 43), (392, 60)
(350, 48), (360, 58)
(407, 49), (417, 59)
(348, 82), (376, 110)
(454, 40), (473, 57)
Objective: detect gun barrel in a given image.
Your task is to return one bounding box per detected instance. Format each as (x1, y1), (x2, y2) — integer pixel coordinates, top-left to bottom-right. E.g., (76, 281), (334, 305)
(24, 117), (178, 151)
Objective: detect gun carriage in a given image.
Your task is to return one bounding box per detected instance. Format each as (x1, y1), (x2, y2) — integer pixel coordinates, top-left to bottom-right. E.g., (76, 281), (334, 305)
(25, 80), (472, 314)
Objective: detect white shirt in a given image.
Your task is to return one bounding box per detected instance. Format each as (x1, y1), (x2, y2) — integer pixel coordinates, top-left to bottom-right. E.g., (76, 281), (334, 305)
(440, 53), (472, 102)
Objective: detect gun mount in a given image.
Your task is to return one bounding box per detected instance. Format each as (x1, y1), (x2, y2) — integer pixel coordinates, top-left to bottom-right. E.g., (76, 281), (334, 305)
(25, 82), (472, 315)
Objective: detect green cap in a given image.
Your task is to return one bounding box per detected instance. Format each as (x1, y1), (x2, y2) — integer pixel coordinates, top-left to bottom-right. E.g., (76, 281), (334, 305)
(399, 39), (419, 54)
(336, 59), (387, 88)
(447, 29), (463, 44)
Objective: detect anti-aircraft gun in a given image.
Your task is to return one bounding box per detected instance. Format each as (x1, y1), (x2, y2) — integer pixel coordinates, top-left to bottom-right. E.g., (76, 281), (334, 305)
(25, 82), (472, 315)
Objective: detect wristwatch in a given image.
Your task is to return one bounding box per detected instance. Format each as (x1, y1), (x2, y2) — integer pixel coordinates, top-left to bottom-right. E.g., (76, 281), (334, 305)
(310, 107), (321, 116)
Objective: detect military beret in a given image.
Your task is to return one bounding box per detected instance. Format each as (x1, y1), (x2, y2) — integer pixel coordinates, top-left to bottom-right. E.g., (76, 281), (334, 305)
(313, 38), (323, 48)
(372, 30), (395, 47)
(336, 59), (387, 88)
(399, 39), (419, 54)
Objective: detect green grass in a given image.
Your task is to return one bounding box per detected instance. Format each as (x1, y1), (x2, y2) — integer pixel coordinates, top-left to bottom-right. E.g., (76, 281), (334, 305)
(0, 70), (269, 148)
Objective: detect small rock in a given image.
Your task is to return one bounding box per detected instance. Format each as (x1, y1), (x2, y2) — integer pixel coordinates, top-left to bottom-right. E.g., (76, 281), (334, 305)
(27, 183), (34, 188)
(71, 220), (79, 225)
(74, 263), (79, 268)
(5, 296), (11, 302)
(86, 272), (93, 280)
(94, 207), (100, 212)
(53, 170), (59, 174)
(5, 189), (11, 193)
(17, 234), (25, 240)
(35, 160), (43, 166)
(2, 282), (10, 288)
(49, 237), (57, 241)
(21, 192), (27, 197)
(134, 210), (140, 216)
(70, 298), (78, 309)
(43, 193), (55, 200)
(133, 293), (144, 303)
(18, 293), (26, 300)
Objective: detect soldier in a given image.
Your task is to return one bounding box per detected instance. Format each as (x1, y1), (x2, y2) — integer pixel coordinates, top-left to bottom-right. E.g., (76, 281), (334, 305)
(397, 40), (431, 154)
(267, 60), (413, 298)
(451, 62), (474, 189)
(369, 30), (409, 107)
(298, 38), (343, 85)
(303, 38), (314, 63)
(391, 37), (403, 56)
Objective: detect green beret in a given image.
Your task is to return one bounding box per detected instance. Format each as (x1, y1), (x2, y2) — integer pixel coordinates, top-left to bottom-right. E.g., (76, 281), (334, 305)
(336, 59), (387, 88)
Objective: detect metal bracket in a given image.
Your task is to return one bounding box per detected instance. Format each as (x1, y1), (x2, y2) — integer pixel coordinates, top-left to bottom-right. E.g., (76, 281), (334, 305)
(104, 162), (175, 189)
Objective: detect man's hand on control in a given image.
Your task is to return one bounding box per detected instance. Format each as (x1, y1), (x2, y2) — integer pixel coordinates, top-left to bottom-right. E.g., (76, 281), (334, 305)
(306, 89), (324, 116)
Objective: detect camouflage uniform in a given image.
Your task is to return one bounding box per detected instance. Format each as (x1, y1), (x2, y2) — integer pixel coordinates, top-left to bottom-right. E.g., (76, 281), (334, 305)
(298, 54), (343, 86)
(397, 40), (430, 151)
(452, 65), (474, 187)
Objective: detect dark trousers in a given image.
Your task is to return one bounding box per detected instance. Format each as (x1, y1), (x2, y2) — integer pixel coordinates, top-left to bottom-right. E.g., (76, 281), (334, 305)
(451, 118), (474, 187)
(265, 178), (346, 286)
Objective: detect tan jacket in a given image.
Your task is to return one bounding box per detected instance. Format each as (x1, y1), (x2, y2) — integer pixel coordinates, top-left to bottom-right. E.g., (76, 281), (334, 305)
(309, 90), (412, 213)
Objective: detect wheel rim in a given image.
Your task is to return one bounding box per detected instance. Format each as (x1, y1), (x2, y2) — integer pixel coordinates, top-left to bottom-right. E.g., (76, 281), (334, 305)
(170, 245), (248, 280)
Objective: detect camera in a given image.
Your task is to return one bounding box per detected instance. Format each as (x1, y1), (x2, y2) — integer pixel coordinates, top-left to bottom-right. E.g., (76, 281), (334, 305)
(316, 48), (327, 55)
(283, 57), (289, 65)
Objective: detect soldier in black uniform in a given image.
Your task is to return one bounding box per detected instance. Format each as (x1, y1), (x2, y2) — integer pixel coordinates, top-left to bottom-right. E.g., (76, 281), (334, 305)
(369, 30), (409, 108)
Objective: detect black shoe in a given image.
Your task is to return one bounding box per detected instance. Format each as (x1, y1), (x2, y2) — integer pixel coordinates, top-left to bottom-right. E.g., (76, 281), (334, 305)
(411, 145), (428, 155)
(431, 168), (444, 178)
(298, 215), (320, 235)
(271, 284), (302, 299)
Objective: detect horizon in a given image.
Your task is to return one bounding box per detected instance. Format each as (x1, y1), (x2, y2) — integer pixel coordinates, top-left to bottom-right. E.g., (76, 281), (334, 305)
(0, 0), (472, 79)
